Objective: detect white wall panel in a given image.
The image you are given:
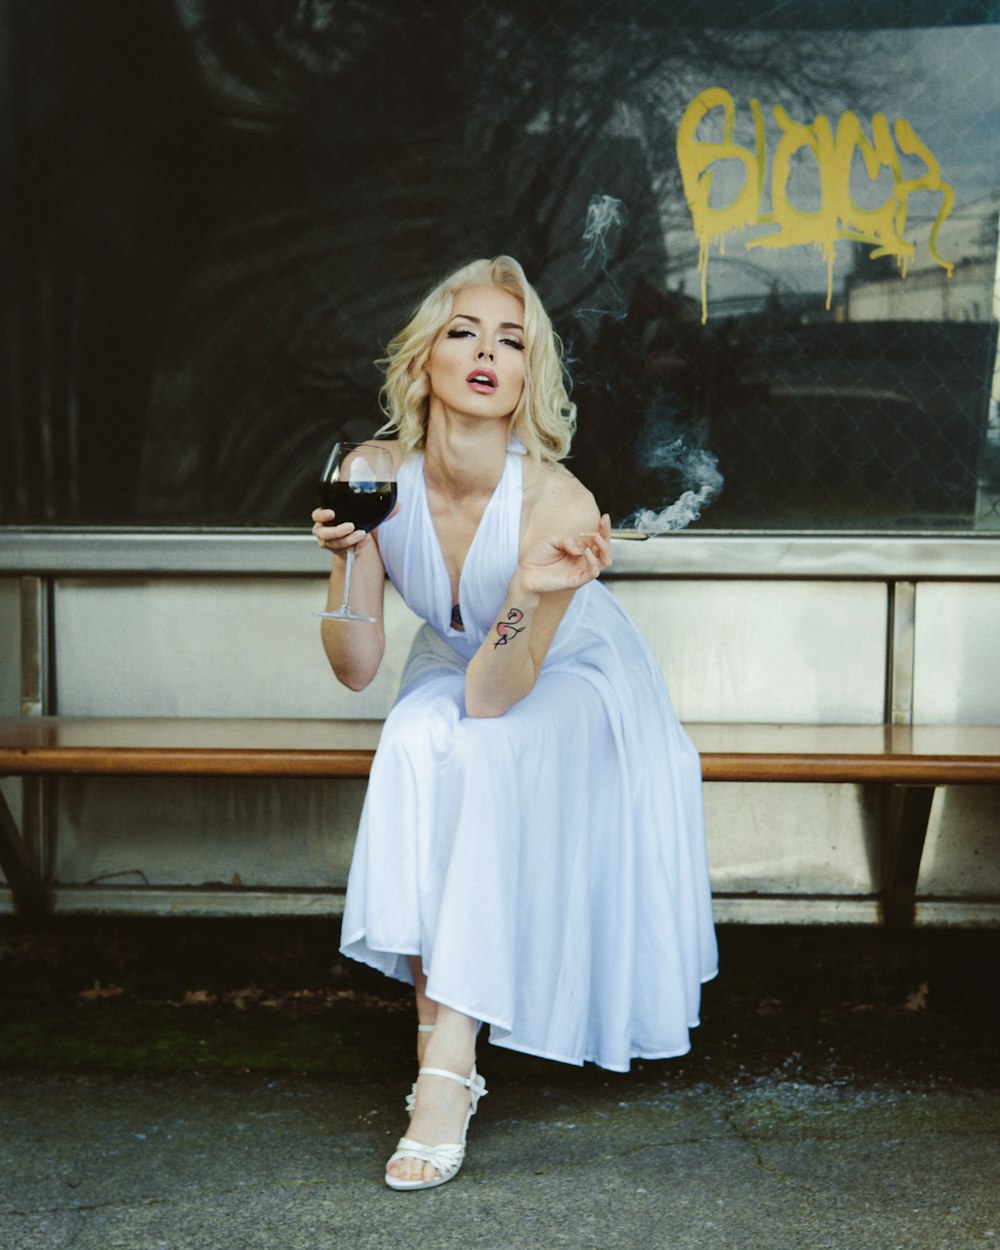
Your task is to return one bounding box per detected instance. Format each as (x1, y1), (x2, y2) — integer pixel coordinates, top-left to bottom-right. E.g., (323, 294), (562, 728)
(609, 580), (888, 723)
(55, 575), (890, 726)
(918, 787), (1000, 896)
(54, 775), (362, 889)
(704, 782), (881, 895)
(912, 582), (1000, 724)
(54, 577), (422, 718)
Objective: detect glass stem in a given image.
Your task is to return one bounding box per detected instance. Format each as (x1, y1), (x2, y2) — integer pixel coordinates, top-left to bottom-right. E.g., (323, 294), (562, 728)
(339, 546), (356, 613)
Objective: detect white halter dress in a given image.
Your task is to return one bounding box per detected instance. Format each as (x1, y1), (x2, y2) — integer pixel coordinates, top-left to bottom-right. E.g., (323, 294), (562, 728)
(339, 440), (717, 1072)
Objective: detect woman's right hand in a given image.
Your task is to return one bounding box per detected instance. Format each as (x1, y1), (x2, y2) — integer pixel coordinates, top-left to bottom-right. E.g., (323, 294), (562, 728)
(311, 508), (369, 555)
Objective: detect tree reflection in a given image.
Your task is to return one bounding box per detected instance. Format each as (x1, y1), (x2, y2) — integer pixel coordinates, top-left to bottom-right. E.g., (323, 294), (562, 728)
(0, 0), (933, 526)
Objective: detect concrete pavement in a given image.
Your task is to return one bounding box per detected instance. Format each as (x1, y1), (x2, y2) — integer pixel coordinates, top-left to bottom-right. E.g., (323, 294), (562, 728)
(1, 921), (998, 1248)
(2, 1065), (998, 1248)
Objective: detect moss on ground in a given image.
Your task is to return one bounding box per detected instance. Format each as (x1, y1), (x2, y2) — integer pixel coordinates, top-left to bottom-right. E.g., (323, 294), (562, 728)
(0, 919), (997, 1089)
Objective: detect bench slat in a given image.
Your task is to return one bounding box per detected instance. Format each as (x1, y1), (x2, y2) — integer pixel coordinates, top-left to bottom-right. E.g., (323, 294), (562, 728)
(1, 718), (999, 784)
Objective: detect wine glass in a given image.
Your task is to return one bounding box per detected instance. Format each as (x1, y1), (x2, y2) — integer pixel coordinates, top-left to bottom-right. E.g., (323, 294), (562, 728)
(314, 441), (397, 622)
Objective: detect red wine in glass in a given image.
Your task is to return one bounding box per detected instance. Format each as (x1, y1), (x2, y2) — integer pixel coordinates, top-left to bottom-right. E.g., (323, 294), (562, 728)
(315, 442), (396, 622)
(316, 479), (397, 534)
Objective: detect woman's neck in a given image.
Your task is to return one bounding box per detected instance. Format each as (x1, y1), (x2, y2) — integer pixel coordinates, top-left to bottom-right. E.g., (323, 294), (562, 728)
(423, 410), (511, 501)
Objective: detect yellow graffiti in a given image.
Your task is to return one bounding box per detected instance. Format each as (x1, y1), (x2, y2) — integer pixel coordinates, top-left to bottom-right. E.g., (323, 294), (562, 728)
(677, 88), (956, 323)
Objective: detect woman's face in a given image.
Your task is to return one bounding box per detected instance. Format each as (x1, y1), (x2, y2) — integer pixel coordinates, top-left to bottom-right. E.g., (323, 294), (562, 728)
(424, 285), (526, 423)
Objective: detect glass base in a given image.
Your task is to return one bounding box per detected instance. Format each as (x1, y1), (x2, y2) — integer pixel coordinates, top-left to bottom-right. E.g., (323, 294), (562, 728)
(313, 609), (377, 622)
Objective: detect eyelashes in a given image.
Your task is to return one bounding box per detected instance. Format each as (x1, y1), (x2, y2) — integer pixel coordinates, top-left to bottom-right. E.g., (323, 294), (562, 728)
(445, 328), (525, 351)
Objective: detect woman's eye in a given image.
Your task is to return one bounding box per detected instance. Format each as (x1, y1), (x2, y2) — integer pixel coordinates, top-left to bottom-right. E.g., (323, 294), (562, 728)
(446, 328), (474, 339)
(501, 338), (525, 351)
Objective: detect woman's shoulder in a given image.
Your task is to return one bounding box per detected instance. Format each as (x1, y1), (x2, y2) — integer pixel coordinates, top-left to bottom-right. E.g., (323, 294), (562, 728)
(522, 457), (600, 533)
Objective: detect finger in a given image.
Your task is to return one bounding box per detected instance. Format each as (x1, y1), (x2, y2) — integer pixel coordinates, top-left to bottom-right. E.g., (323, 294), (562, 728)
(316, 520), (356, 540)
(579, 530), (609, 562)
(314, 521), (365, 550)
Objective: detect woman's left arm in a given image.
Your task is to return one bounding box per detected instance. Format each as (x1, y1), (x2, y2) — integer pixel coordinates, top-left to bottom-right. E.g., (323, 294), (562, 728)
(464, 506), (611, 719)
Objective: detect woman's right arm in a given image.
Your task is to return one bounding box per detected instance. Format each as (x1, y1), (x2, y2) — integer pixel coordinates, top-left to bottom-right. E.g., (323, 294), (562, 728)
(312, 511), (386, 691)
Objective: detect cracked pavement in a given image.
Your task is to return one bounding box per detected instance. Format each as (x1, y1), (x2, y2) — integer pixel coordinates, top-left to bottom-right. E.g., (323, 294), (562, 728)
(2, 1070), (998, 1249)
(2, 922), (998, 1248)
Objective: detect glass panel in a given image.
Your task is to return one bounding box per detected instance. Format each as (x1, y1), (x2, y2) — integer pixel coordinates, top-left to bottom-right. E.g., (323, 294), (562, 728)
(1, 1), (997, 531)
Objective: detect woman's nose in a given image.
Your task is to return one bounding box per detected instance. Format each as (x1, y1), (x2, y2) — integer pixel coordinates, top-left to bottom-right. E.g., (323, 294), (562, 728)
(477, 346), (494, 361)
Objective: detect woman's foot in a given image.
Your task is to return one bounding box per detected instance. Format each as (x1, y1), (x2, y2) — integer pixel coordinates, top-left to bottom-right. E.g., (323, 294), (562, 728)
(384, 1066), (487, 1190)
(386, 1007), (481, 1188)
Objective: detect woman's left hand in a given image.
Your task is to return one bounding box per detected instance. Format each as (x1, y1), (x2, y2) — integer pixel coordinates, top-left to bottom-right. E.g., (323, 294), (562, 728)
(518, 513), (612, 596)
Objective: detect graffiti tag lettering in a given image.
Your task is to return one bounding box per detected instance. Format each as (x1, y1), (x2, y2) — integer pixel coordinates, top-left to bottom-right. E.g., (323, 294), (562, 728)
(676, 87), (956, 322)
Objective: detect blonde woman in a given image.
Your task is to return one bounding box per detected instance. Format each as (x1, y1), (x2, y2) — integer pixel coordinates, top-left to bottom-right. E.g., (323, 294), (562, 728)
(312, 256), (716, 1191)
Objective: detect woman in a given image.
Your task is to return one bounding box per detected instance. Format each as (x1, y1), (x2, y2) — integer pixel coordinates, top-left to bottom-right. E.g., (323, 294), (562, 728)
(312, 256), (717, 1191)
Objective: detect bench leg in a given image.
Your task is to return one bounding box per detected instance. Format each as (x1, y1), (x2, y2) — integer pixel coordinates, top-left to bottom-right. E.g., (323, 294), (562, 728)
(882, 784), (935, 928)
(0, 783), (48, 916)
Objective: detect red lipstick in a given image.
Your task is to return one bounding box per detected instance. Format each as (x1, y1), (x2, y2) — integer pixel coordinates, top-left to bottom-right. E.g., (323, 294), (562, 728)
(466, 368), (498, 392)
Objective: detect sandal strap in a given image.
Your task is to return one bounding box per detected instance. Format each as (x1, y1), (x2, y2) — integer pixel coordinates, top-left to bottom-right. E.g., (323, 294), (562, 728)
(417, 1066), (473, 1086)
(417, 1024), (434, 1033)
(416, 1065), (488, 1107)
(388, 1137), (465, 1174)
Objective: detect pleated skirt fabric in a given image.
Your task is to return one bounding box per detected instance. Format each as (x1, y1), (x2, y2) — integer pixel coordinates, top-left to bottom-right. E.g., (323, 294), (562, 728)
(340, 584), (718, 1073)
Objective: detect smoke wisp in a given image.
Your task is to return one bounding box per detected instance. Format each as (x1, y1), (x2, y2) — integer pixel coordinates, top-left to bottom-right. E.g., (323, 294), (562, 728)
(623, 420), (725, 533)
(576, 193), (629, 330)
(581, 193), (627, 267)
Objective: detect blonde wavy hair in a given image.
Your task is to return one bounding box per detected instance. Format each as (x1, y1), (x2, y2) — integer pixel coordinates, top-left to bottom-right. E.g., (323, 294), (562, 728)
(376, 256), (577, 463)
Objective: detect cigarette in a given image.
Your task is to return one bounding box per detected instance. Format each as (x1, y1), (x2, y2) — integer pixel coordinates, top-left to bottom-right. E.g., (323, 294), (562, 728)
(577, 532), (650, 542)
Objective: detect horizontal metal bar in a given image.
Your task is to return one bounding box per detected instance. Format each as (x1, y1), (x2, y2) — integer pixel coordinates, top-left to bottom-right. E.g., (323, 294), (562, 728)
(7, 887), (992, 926)
(913, 900), (1000, 927)
(711, 897), (883, 925)
(1, 529), (998, 580)
(49, 886), (347, 917)
(712, 896), (999, 927)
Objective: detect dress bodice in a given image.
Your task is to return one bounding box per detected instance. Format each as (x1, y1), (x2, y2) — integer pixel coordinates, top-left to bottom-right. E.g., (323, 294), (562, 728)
(376, 441), (525, 661)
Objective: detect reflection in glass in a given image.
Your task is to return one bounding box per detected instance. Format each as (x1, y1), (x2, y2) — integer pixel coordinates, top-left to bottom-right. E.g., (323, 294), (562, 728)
(1, 3), (997, 532)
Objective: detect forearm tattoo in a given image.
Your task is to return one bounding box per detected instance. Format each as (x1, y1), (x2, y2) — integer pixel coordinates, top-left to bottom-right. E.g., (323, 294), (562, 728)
(493, 607), (525, 649)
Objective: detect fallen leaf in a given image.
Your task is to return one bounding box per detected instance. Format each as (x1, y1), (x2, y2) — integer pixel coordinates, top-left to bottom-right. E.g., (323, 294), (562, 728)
(181, 989), (219, 1006)
(77, 980), (124, 1002)
(904, 981), (929, 1012)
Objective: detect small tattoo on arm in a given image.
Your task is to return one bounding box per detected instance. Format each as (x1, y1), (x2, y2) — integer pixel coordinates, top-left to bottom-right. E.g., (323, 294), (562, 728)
(493, 607), (525, 649)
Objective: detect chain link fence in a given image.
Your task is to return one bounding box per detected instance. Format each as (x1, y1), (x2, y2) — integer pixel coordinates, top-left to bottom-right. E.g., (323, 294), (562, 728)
(1, 0), (998, 530)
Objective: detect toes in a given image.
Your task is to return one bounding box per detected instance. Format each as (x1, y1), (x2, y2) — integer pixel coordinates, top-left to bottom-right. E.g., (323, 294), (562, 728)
(386, 1155), (439, 1185)
(410, 1159), (435, 1184)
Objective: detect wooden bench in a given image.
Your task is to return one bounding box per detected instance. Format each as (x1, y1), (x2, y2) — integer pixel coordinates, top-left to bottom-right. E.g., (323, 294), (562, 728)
(2, 717), (999, 926)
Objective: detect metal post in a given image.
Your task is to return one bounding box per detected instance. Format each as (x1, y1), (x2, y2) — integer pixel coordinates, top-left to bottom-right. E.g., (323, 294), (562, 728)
(12, 576), (51, 911)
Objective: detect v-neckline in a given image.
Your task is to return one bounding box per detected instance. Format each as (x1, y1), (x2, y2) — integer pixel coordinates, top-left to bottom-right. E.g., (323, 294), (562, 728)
(420, 452), (514, 633)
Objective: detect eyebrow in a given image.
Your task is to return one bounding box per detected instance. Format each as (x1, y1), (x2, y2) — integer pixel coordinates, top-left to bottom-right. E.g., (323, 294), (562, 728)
(450, 314), (525, 332)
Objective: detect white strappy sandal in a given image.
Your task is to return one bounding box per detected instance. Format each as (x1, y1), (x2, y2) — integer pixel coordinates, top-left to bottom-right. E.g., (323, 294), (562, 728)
(384, 1065), (488, 1191)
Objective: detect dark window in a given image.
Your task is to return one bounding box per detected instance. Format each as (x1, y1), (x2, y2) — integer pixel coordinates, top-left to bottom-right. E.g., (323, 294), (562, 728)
(2, 0), (997, 532)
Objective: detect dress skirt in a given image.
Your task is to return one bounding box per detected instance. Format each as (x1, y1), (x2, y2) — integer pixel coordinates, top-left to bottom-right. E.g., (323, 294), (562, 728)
(340, 596), (718, 1074)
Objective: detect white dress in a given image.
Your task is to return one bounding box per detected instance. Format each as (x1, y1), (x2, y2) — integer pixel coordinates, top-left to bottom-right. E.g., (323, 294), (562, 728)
(339, 439), (717, 1072)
